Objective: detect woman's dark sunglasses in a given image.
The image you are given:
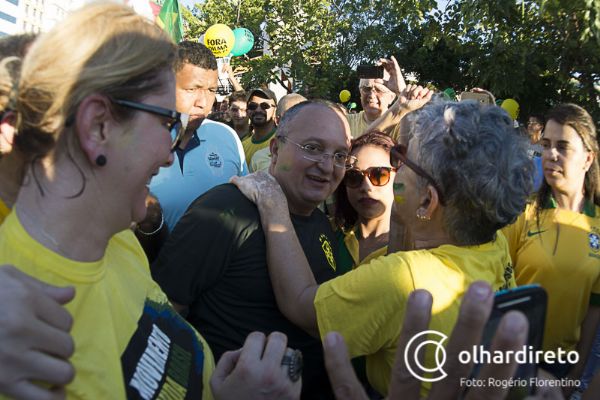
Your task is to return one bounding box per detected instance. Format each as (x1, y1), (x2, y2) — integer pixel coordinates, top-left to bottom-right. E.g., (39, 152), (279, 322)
(390, 144), (445, 205)
(247, 102), (273, 111)
(344, 166), (396, 188)
(112, 99), (189, 152)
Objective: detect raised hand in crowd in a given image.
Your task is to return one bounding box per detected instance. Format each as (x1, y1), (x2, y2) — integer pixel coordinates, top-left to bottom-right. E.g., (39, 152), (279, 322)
(365, 82), (433, 138)
(379, 55), (406, 95)
(211, 331), (302, 400)
(323, 281), (564, 400)
(221, 62), (244, 92)
(0, 265), (75, 400)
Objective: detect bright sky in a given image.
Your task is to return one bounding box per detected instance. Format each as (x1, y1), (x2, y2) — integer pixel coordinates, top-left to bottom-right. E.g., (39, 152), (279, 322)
(180, 0), (198, 9)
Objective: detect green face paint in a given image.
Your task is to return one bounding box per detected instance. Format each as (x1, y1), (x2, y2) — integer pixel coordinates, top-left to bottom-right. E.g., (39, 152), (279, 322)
(394, 195), (405, 204)
(393, 183), (405, 193)
(277, 163), (292, 172)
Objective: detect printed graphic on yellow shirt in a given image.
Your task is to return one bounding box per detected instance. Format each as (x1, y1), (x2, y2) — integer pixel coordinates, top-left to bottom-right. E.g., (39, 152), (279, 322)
(122, 299), (205, 400)
(589, 227), (600, 259)
(502, 263), (514, 290)
(319, 234), (336, 271)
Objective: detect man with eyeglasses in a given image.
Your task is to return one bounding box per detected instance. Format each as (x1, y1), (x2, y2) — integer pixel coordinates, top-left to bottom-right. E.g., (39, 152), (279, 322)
(348, 57), (406, 139)
(242, 88), (278, 168)
(149, 41), (248, 232)
(152, 100), (352, 399)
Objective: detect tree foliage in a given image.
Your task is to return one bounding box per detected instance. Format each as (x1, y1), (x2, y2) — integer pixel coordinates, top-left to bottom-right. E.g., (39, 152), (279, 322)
(182, 0), (600, 122)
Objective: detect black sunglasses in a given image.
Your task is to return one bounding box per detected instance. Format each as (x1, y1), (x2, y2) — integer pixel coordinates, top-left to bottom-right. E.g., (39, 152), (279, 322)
(344, 166), (396, 188)
(390, 144), (445, 205)
(112, 99), (189, 151)
(247, 102), (273, 111)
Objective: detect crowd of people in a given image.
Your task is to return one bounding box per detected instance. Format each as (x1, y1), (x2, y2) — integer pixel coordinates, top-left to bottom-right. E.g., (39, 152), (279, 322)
(0, 3), (599, 400)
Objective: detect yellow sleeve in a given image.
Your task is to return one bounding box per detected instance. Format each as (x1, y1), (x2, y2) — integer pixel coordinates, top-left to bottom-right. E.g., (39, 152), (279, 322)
(500, 207), (528, 264)
(314, 253), (413, 357)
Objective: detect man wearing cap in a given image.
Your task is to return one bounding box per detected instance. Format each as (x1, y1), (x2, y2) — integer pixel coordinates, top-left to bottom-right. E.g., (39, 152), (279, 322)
(348, 56), (406, 139)
(149, 41), (248, 231)
(242, 88), (278, 168)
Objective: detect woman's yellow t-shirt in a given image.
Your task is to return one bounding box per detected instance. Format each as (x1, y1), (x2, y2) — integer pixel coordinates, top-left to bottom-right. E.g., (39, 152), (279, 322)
(0, 211), (215, 399)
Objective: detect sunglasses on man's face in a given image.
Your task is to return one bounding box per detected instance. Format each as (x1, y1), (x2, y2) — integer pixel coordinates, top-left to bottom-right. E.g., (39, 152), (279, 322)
(247, 102), (273, 111)
(344, 166), (396, 188)
(390, 144), (446, 205)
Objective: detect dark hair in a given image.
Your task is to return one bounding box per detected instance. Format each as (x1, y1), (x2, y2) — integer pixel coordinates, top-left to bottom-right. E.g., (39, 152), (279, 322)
(228, 90), (247, 104)
(528, 113), (545, 125)
(536, 104), (599, 218)
(0, 33), (37, 59)
(334, 131), (396, 230)
(174, 40), (217, 72)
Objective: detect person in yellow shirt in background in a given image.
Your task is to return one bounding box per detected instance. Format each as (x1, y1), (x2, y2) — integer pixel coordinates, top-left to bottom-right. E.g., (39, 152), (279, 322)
(333, 131), (396, 274)
(0, 4), (301, 399)
(347, 56), (406, 140)
(242, 88), (278, 168)
(502, 103), (600, 389)
(232, 99), (534, 396)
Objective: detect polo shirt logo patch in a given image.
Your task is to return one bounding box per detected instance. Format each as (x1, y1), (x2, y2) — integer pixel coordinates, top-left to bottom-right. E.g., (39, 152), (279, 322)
(319, 234), (336, 271)
(589, 232), (600, 251)
(208, 152), (222, 168)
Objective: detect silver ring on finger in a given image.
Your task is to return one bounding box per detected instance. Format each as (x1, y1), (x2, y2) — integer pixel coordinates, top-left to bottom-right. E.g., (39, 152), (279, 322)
(281, 348), (303, 382)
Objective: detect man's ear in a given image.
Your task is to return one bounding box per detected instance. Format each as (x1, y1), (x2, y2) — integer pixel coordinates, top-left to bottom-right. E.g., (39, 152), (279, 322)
(74, 94), (112, 166)
(269, 136), (280, 166)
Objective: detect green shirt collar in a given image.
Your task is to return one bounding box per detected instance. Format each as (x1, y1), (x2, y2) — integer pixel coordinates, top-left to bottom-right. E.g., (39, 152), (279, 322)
(251, 128), (277, 144)
(543, 196), (596, 217)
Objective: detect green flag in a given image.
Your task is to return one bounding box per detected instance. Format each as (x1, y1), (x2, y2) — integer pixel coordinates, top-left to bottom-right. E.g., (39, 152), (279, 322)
(156, 0), (184, 44)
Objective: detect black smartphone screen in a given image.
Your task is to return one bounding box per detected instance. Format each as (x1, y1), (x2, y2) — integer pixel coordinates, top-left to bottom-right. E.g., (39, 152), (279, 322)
(357, 65), (384, 79)
(476, 285), (547, 399)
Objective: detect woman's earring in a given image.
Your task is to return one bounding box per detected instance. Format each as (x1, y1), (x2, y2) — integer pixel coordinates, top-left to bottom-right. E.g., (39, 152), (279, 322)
(95, 154), (107, 167)
(416, 209), (430, 221)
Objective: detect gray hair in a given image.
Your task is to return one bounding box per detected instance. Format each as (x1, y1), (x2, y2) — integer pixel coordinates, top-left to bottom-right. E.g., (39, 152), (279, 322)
(411, 100), (534, 245)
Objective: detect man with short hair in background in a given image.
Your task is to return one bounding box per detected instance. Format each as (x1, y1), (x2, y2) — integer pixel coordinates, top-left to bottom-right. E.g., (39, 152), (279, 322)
(149, 41), (247, 232)
(226, 90), (250, 140)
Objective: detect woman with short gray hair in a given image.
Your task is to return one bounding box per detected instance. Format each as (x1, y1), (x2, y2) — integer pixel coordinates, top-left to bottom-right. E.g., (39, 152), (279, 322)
(232, 100), (534, 396)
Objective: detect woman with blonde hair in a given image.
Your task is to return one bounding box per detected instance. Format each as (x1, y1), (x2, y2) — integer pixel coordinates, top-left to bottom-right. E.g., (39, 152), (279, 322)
(0, 3), (300, 399)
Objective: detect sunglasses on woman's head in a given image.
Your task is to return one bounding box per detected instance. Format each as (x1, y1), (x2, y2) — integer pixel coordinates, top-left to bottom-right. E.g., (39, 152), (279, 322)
(247, 102), (273, 111)
(390, 144), (446, 205)
(344, 167), (396, 188)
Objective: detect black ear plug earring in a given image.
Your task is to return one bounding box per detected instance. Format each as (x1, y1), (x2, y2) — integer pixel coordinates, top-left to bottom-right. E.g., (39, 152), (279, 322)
(95, 155), (107, 167)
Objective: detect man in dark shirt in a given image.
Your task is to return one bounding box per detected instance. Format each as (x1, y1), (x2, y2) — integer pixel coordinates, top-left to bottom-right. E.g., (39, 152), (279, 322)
(152, 100), (352, 399)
